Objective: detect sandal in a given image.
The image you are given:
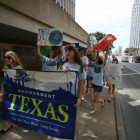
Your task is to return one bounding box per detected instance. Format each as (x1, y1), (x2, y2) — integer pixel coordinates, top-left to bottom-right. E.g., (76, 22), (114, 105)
(101, 100), (106, 108)
(0, 124), (13, 134)
(90, 110), (96, 115)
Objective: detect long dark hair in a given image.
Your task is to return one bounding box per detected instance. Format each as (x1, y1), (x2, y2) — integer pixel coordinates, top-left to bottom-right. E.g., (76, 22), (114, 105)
(47, 49), (55, 58)
(65, 45), (84, 72)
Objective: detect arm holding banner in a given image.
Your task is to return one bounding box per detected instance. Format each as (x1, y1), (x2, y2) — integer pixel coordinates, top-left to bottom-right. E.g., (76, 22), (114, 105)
(61, 67), (68, 72)
(75, 80), (83, 107)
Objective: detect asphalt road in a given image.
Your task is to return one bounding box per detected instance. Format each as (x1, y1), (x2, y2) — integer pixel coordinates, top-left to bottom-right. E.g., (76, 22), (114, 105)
(118, 62), (140, 140)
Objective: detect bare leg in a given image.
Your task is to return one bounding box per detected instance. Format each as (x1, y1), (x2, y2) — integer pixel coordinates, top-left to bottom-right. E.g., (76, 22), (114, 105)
(82, 80), (86, 101)
(86, 79), (92, 93)
(108, 83), (113, 102)
(90, 88), (96, 114)
(0, 122), (13, 134)
(90, 88), (96, 109)
(94, 92), (104, 106)
(3, 122), (13, 131)
(111, 84), (116, 97)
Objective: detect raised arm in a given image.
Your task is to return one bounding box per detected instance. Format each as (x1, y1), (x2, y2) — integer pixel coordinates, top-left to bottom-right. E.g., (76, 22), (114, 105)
(103, 52), (108, 65)
(37, 45), (43, 59)
(74, 80), (83, 108)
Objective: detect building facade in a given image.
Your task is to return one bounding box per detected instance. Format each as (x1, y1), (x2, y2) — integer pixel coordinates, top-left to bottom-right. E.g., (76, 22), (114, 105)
(118, 46), (122, 56)
(55, 0), (75, 19)
(0, 0), (88, 72)
(129, 0), (140, 48)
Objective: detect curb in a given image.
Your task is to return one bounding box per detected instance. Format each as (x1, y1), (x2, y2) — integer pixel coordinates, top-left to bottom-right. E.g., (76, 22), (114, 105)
(114, 91), (126, 140)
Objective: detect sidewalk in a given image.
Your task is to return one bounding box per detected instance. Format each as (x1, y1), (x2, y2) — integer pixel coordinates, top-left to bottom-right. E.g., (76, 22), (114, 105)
(0, 86), (126, 140)
(76, 86), (117, 140)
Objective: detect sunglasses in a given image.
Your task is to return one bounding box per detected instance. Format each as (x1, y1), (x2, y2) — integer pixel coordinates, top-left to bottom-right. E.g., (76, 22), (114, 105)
(4, 56), (12, 59)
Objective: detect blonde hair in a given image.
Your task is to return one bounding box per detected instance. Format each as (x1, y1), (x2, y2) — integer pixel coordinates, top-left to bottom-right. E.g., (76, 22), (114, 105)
(4, 51), (23, 68)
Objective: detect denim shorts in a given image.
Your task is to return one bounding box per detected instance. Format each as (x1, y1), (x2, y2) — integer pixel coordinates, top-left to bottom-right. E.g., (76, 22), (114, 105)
(91, 84), (103, 92)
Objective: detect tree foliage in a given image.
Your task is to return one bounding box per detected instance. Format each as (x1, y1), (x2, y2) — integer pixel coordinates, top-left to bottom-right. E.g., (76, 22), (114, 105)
(92, 31), (106, 42)
(124, 48), (137, 53)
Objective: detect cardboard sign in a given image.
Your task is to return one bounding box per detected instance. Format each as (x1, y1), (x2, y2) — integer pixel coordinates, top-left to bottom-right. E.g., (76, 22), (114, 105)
(105, 63), (123, 85)
(37, 28), (63, 46)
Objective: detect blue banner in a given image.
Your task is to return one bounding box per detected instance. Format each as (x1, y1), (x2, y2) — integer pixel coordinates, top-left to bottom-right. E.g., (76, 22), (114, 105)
(2, 69), (77, 139)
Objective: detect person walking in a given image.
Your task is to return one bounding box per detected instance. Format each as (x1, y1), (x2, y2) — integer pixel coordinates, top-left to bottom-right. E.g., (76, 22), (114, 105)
(86, 52), (96, 94)
(79, 48), (88, 101)
(103, 51), (112, 86)
(61, 45), (85, 140)
(90, 51), (107, 114)
(0, 51), (23, 134)
(107, 54), (118, 102)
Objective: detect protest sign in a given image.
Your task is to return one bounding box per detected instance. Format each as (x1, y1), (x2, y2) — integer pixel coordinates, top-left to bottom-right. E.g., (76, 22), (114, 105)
(2, 69), (77, 139)
(105, 63), (123, 85)
(40, 46), (52, 56)
(88, 34), (117, 52)
(37, 28), (63, 46)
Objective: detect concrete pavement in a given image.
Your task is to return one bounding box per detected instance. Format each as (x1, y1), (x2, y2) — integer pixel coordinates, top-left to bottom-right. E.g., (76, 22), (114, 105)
(0, 86), (126, 140)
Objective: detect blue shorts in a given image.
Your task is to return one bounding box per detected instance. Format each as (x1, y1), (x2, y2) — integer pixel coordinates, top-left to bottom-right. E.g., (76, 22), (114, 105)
(86, 76), (93, 80)
(91, 84), (103, 92)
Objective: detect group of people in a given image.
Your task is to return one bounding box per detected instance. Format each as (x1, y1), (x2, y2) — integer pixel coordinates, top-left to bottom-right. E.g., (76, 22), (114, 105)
(0, 44), (118, 140)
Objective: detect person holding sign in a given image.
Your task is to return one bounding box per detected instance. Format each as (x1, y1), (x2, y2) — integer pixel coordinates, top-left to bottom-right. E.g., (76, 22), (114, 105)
(37, 45), (62, 71)
(89, 51), (107, 115)
(61, 45), (85, 139)
(107, 55), (119, 102)
(86, 52), (95, 94)
(0, 51), (23, 134)
(61, 45), (85, 107)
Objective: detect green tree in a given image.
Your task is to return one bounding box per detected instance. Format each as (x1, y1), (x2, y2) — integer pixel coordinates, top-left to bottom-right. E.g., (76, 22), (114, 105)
(92, 31), (106, 41)
(124, 48), (137, 54)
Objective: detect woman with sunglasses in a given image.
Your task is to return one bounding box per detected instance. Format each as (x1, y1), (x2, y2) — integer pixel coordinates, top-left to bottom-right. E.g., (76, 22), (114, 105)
(37, 45), (62, 71)
(0, 51), (23, 134)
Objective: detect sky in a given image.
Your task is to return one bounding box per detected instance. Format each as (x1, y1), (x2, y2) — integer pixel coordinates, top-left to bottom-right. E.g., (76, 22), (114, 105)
(75, 0), (135, 52)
